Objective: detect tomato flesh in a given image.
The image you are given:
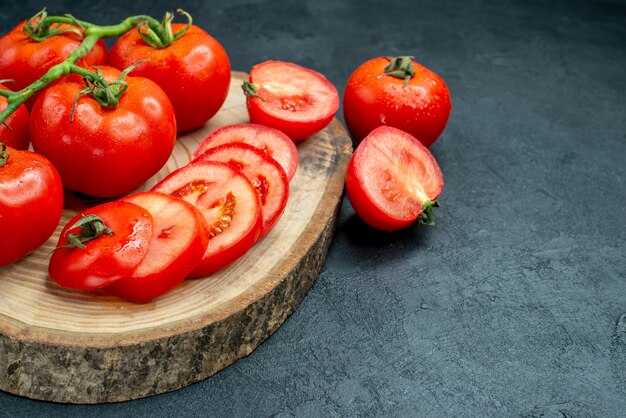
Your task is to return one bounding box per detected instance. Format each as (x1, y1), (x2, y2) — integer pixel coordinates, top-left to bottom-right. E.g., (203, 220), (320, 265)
(345, 126), (444, 231)
(152, 161), (262, 277)
(247, 61), (339, 142)
(192, 123), (299, 181)
(49, 201), (153, 290)
(196, 143), (289, 236)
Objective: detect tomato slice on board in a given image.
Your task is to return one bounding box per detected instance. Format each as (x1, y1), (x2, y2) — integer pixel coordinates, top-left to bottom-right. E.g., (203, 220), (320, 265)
(49, 201), (153, 290)
(196, 142), (289, 236)
(105, 192), (209, 303)
(152, 161), (262, 277)
(345, 126), (444, 231)
(192, 123), (299, 182)
(244, 61), (339, 142)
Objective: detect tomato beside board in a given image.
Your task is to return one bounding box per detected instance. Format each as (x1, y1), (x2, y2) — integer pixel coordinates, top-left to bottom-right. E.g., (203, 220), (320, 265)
(0, 145), (63, 266)
(345, 126), (444, 231)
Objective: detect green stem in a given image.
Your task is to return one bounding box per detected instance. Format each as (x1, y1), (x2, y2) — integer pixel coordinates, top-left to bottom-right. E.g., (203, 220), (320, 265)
(417, 200), (439, 226)
(55, 214), (114, 250)
(383, 56), (416, 86)
(0, 143), (10, 167)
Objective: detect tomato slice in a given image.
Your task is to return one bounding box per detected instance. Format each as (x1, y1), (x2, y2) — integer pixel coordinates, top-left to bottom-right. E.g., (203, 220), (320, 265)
(192, 123), (299, 181)
(49, 201), (153, 290)
(105, 192), (209, 303)
(245, 61), (339, 142)
(196, 142), (289, 236)
(345, 126), (444, 231)
(152, 161), (262, 277)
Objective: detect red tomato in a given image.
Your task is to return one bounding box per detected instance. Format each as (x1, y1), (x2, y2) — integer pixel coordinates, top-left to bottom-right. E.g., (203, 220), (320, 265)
(245, 61), (339, 142)
(196, 143), (289, 236)
(108, 24), (230, 132)
(30, 65), (176, 198)
(343, 56), (451, 147)
(0, 20), (107, 108)
(0, 145), (63, 266)
(193, 123), (299, 181)
(345, 126), (444, 231)
(106, 192), (209, 303)
(0, 83), (29, 150)
(49, 201), (153, 290)
(152, 161), (262, 277)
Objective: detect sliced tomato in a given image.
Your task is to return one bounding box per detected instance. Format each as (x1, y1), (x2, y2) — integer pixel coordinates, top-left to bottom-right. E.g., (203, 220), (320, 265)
(245, 61), (339, 142)
(152, 161), (262, 277)
(196, 143), (289, 236)
(345, 126), (444, 231)
(192, 123), (299, 181)
(105, 192), (209, 303)
(49, 201), (153, 290)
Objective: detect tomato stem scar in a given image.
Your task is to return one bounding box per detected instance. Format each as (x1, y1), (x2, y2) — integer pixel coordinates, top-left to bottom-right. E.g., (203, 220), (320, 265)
(383, 56), (415, 86)
(55, 214), (114, 250)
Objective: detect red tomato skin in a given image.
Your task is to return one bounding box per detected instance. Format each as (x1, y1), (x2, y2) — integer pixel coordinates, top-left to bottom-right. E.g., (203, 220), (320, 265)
(48, 201), (154, 290)
(0, 83), (29, 150)
(247, 61), (339, 142)
(29, 66), (176, 198)
(343, 57), (451, 147)
(106, 192), (209, 303)
(108, 24), (230, 133)
(0, 20), (107, 108)
(0, 147), (63, 265)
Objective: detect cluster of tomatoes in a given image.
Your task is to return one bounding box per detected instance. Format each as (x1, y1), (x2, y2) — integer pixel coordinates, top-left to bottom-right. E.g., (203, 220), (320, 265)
(0, 11), (451, 303)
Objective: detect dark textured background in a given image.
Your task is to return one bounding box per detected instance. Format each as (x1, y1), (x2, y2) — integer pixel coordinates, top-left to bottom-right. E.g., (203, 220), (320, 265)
(1, 0), (625, 416)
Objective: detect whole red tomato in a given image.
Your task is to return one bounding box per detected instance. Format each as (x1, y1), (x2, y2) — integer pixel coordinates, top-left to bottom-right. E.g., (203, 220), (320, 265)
(108, 23), (230, 133)
(0, 20), (107, 108)
(30, 65), (176, 198)
(343, 56), (451, 147)
(0, 83), (29, 150)
(0, 144), (63, 266)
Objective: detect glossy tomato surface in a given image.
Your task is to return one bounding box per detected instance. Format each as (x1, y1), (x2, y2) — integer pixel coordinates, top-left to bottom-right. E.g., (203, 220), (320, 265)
(106, 192), (209, 303)
(152, 161), (262, 277)
(108, 24), (230, 132)
(0, 20), (107, 108)
(30, 66), (176, 198)
(49, 201), (153, 290)
(343, 56), (451, 147)
(196, 142), (289, 236)
(193, 123), (298, 181)
(246, 61), (339, 142)
(345, 126), (444, 231)
(0, 146), (63, 265)
(0, 83), (29, 150)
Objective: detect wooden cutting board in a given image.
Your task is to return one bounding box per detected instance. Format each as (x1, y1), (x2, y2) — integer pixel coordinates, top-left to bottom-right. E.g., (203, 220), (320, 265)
(0, 72), (352, 403)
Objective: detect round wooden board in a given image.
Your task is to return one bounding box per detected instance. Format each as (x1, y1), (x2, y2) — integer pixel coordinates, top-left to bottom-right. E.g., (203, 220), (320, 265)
(0, 72), (352, 403)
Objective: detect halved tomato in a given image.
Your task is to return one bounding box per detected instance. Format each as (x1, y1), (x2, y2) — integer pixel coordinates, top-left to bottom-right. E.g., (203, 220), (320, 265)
(244, 61), (339, 142)
(106, 192), (209, 303)
(196, 142), (289, 236)
(345, 126), (444, 231)
(49, 201), (153, 290)
(192, 123), (299, 181)
(152, 161), (262, 277)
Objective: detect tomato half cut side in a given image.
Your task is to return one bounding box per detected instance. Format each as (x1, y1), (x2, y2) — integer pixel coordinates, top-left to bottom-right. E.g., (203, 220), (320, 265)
(245, 61), (339, 142)
(152, 161), (262, 277)
(345, 126), (444, 231)
(49, 201), (153, 290)
(192, 123), (299, 181)
(196, 142), (289, 236)
(105, 192), (209, 303)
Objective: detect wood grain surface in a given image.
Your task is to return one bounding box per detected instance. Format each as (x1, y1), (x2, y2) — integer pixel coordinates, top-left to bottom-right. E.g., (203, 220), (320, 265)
(0, 72), (352, 403)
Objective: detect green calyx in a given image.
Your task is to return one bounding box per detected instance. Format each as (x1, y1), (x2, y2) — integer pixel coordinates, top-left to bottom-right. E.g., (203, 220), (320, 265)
(138, 9), (192, 48)
(56, 214), (114, 250)
(23, 8), (84, 41)
(241, 80), (265, 101)
(417, 200), (439, 226)
(0, 143), (10, 167)
(383, 56), (415, 86)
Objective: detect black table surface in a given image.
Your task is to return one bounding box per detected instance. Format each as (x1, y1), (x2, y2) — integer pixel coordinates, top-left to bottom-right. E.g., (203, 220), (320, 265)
(1, 0), (625, 416)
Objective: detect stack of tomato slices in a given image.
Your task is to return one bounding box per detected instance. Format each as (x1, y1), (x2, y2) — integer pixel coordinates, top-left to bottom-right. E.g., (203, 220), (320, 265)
(49, 123), (298, 303)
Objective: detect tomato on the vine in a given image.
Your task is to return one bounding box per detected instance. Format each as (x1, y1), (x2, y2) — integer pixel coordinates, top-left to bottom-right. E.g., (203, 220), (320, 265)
(108, 21), (230, 132)
(0, 83), (29, 150)
(343, 56), (451, 147)
(0, 144), (63, 266)
(30, 65), (176, 198)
